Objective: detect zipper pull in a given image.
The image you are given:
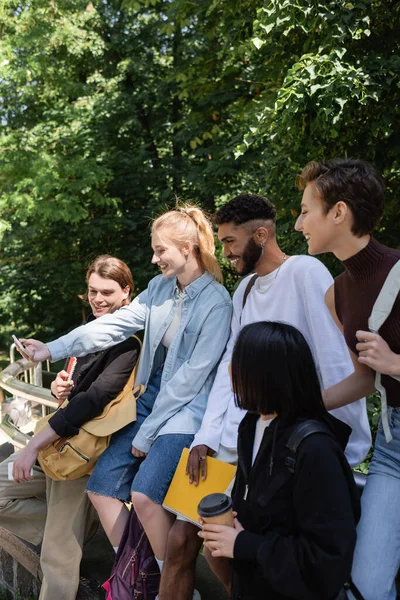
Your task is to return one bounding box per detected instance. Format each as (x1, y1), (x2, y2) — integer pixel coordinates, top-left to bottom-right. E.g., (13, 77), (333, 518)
(269, 454), (274, 475)
(244, 484), (248, 500)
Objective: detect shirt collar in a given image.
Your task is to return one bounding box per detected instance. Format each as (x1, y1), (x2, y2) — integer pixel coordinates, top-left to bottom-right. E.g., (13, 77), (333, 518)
(174, 271), (213, 299)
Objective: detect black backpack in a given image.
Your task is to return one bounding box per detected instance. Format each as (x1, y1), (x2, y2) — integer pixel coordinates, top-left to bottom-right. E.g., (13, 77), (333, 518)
(285, 420), (364, 600)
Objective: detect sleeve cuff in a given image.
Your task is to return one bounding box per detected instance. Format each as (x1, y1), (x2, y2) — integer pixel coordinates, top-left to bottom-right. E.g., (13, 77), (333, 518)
(234, 530), (267, 562)
(48, 411), (79, 438)
(191, 427), (221, 453)
(47, 340), (68, 363)
(132, 431), (152, 454)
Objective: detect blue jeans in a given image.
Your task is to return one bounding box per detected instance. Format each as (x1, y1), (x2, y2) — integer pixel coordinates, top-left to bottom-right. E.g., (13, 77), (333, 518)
(349, 407), (400, 600)
(131, 433), (194, 504)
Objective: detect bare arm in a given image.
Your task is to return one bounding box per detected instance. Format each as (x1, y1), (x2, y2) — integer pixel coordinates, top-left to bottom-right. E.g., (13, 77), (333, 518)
(322, 285), (375, 410)
(12, 425), (60, 483)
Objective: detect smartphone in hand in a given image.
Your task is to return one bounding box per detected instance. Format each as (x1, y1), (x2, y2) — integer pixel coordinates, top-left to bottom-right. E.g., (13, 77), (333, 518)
(12, 335), (31, 359)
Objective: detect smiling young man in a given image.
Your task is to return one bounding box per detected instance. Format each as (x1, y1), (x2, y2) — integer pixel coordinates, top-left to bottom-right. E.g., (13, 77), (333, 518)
(158, 193), (371, 600)
(0, 256), (139, 600)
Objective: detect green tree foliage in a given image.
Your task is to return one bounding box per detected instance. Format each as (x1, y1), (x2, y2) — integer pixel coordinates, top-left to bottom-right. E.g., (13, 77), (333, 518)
(0, 0), (399, 350)
(232, 0), (400, 250)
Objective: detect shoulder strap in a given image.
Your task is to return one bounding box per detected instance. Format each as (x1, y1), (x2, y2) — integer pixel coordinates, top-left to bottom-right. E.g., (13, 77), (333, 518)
(286, 420), (331, 454)
(121, 334), (142, 395)
(285, 420), (332, 473)
(342, 580), (365, 600)
(368, 260), (400, 443)
(369, 259), (400, 334)
(242, 274), (258, 309)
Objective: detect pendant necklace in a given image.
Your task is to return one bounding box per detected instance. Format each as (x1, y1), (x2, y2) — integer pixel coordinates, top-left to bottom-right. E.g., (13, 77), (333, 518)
(258, 254), (288, 294)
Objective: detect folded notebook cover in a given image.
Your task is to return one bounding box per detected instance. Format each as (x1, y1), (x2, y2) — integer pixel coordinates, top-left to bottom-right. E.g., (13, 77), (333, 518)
(163, 447), (237, 526)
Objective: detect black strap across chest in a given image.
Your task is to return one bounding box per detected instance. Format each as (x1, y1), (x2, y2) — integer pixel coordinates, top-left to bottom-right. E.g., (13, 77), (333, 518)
(242, 274), (259, 309)
(285, 420), (332, 473)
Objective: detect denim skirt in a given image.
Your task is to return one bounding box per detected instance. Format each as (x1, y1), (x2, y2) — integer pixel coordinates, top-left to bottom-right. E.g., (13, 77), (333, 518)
(86, 368), (194, 504)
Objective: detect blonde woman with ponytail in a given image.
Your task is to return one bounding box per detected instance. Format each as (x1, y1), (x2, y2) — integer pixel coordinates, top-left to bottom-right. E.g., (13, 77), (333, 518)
(22, 204), (232, 579)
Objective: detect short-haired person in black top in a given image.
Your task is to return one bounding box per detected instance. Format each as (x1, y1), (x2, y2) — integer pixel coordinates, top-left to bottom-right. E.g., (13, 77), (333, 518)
(295, 159), (400, 600)
(199, 321), (360, 600)
(0, 255), (140, 600)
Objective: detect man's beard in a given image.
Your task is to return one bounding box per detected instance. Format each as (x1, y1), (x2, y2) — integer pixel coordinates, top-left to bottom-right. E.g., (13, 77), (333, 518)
(237, 237), (262, 276)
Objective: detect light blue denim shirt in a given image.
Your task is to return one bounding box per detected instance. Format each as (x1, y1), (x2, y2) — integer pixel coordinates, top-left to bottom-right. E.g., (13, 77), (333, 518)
(47, 272), (232, 453)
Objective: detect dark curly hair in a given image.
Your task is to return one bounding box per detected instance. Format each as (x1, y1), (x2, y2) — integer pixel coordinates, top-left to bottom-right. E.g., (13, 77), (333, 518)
(297, 159), (384, 237)
(214, 193), (276, 226)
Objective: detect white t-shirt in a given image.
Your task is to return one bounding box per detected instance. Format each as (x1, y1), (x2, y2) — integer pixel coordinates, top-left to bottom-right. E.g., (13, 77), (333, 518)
(192, 255), (371, 467)
(252, 417), (274, 465)
(162, 292), (183, 348)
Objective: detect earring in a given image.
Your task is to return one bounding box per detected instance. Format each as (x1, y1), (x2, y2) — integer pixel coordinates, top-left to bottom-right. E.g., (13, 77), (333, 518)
(261, 241), (265, 255)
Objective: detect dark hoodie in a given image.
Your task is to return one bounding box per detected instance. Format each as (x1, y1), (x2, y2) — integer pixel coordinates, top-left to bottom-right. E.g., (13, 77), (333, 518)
(231, 413), (360, 600)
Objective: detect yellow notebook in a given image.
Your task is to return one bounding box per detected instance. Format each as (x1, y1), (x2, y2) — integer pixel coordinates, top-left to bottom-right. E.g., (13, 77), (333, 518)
(162, 448), (237, 527)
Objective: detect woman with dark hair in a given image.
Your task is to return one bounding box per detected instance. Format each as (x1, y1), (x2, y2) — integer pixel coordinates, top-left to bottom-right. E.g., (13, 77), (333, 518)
(0, 255), (140, 600)
(199, 321), (360, 600)
(295, 158), (400, 600)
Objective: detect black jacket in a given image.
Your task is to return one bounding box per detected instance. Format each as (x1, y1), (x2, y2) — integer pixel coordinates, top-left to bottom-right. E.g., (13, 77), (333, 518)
(49, 335), (140, 438)
(232, 412), (360, 600)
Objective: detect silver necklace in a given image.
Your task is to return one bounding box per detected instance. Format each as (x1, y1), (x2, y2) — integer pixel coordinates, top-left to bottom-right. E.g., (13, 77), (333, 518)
(258, 254), (287, 294)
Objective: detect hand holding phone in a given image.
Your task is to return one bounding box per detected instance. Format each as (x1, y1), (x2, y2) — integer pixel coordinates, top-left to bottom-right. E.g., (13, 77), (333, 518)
(12, 335), (49, 361)
(12, 334), (26, 353)
(12, 334), (34, 360)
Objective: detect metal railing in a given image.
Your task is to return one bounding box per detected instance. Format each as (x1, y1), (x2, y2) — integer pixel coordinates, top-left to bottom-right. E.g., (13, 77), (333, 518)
(0, 359), (57, 411)
(9, 342), (52, 388)
(0, 353), (58, 447)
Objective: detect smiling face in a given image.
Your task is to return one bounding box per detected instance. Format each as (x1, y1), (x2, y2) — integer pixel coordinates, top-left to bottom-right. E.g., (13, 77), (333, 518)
(218, 222), (262, 276)
(151, 228), (188, 279)
(295, 182), (338, 255)
(87, 272), (129, 318)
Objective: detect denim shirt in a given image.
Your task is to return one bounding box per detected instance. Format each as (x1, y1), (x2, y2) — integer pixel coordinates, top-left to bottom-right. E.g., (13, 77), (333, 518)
(47, 272), (232, 453)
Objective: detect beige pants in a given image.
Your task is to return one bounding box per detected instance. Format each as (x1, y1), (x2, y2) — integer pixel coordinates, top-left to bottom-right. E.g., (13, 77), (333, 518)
(0, 451), (98, 600)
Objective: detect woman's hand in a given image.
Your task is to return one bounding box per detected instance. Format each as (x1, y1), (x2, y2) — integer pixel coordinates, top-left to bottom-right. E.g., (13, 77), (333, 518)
(186, 444), (214, 485)
(12, 443), (38, 483)
(198, 517), (244, 558)
(131, 445), (147, 458)
(51, 370), (74, 401)
(356, 330), (400, 376)
(20, 339), (51, 362)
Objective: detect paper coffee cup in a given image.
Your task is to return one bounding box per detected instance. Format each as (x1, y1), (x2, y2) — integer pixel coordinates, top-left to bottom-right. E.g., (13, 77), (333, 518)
(197, 493), (234, 527)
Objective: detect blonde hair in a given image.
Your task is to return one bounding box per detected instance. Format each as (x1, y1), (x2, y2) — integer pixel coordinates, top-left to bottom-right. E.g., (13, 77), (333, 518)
(152, 204), (223, 283)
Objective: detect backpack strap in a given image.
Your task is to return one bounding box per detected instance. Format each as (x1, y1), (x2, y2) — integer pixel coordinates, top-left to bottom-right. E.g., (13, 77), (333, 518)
(242, 274), (259, 309)
(240, 274), (259, 325)
(368, 260), (400, 334)
(342, 580), (365, 600)
(368, 259), (400, 443)
(285, 421), (365, 600)
(285, 420), (332, 473)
